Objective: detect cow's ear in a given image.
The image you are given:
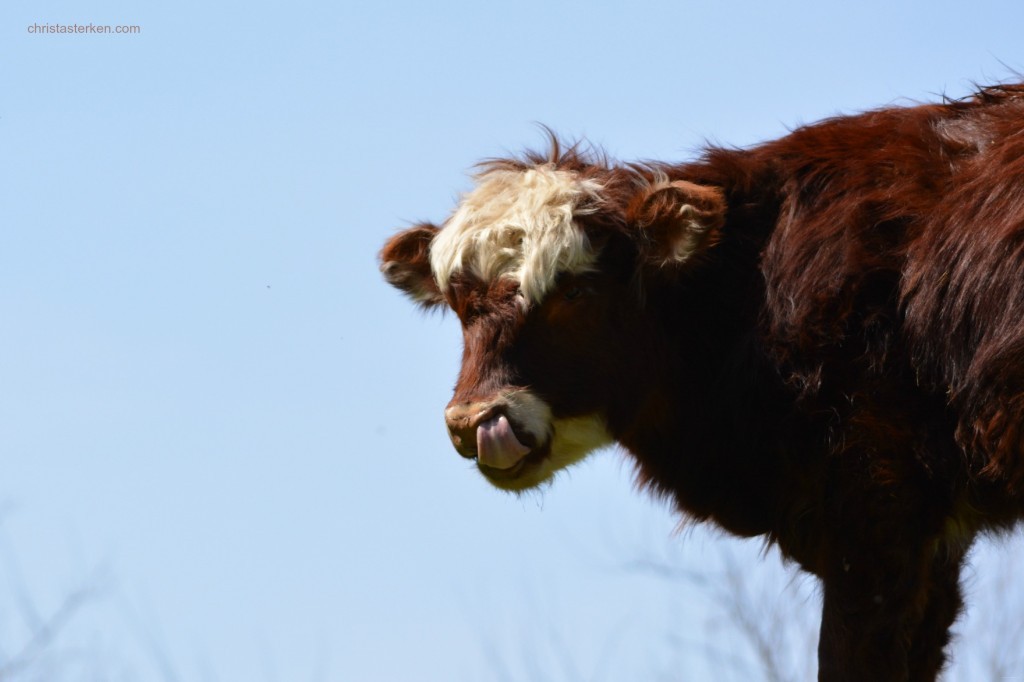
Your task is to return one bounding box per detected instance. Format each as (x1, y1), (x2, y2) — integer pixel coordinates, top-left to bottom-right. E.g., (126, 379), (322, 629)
(379, 223), (445, 307)
(626, 180), (726, 266)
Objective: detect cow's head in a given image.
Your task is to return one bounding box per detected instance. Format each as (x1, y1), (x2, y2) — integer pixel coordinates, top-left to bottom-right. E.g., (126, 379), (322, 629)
(380, 146), (725, 491)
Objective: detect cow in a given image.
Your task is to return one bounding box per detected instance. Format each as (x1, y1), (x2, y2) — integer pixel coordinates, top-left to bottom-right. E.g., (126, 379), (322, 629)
(378, 84), (1024, 681)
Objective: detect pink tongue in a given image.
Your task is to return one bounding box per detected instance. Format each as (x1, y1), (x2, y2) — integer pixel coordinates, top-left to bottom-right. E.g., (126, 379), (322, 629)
(476, 415), (530, 470)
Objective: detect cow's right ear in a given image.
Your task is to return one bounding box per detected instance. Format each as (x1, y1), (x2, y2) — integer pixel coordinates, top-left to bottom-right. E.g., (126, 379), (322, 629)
(626, 179), (726, 267)
(379, 223), (445, 307)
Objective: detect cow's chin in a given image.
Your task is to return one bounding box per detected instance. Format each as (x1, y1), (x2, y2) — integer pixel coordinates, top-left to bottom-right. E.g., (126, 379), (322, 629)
(477, 414), (614, 492)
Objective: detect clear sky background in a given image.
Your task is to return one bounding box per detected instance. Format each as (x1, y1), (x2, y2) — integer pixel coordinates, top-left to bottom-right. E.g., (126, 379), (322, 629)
(3, 1), (1024, 680)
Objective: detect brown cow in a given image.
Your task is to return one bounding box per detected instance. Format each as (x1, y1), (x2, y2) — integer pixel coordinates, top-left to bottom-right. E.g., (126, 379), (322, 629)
(379, 84), (1024, 681)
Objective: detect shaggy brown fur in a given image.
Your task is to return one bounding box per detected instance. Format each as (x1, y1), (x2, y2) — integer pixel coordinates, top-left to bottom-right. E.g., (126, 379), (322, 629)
(380, 85), (1024, 681)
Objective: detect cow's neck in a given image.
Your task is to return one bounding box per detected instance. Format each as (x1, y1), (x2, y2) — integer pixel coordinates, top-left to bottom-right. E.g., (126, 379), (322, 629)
(611, 168), (800, 538)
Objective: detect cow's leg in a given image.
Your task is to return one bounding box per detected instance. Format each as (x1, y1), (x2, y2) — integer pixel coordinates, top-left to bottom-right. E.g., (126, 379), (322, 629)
(815, 452), (951, 682)
(906, 542), (969, 681)
(817, 538), (967, 682)
(817, 542), (928, 681)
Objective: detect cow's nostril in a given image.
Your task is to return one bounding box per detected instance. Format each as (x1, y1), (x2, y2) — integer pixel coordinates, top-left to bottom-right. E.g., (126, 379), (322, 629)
(444, 403), (493, 459)
(448, 424), (478, 459)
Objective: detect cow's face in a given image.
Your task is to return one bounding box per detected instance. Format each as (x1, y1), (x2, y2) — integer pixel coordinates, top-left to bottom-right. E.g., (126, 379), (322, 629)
(381, 157), (725, 491)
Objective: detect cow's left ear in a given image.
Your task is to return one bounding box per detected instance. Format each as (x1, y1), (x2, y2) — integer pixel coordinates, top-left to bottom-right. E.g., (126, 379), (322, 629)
(626, 180), (726, 266)
(379, 223), (445, 307)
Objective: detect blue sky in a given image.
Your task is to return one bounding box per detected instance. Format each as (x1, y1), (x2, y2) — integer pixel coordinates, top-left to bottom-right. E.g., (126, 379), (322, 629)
(2, 1), (1024, 680)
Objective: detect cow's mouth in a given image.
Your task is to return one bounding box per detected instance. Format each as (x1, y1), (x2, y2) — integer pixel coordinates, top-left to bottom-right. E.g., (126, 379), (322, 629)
(446, 391), (610, 492)
(477, 441), (553, 487)
(476, 414), (531, 469)
(474, 414), (554, 490)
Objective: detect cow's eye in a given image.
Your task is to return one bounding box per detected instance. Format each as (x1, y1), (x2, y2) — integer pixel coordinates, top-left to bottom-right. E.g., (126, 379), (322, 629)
(564, 286), (583, 301)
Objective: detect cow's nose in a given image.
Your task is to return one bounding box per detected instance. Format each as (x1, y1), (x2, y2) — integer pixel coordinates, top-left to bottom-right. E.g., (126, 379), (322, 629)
(444, 402), (494, 459)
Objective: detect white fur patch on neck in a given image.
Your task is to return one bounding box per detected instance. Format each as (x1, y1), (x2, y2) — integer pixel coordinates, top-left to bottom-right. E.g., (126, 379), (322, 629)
(429, 166), (604, 303)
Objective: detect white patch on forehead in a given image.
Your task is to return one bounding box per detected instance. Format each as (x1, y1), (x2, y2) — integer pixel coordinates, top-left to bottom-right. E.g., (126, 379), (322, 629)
(429, 166), (604, 303)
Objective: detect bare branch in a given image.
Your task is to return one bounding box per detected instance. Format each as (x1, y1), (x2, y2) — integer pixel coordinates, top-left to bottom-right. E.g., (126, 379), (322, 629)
(0, 584), (95, 681)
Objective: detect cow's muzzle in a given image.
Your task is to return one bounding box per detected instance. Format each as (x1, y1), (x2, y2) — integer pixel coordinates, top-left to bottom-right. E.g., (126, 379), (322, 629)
(444, 391), (611, 491)
(444, 401), (533, 470)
